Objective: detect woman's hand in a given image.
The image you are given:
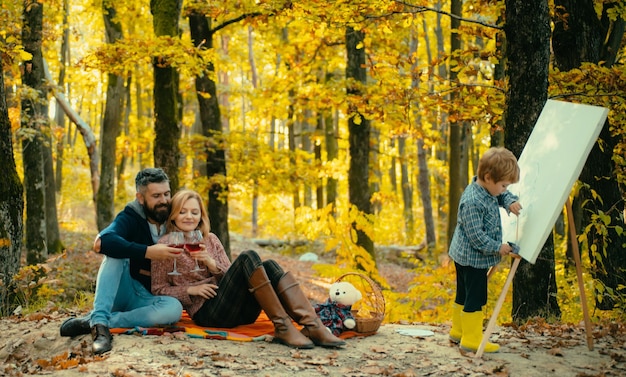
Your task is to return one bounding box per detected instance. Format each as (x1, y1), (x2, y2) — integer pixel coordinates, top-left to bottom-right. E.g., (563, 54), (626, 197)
(187, 283), (218, 299)
(193, 247), (220, 273)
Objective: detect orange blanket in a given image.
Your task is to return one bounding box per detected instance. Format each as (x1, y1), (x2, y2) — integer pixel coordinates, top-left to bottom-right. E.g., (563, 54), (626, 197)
(111, 311), (373, 342)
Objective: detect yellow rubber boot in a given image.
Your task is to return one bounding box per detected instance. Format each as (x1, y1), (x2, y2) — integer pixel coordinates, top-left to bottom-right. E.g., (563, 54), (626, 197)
(459, 311), (499, 353)
(449, 303), (463, 344)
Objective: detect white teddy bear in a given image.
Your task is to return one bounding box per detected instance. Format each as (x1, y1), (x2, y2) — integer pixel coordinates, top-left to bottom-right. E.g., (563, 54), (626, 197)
(314, 281), (363, 335)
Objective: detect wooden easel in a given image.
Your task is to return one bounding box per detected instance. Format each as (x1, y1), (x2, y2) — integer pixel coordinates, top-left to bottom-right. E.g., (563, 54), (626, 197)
(475, 197), (594, 358)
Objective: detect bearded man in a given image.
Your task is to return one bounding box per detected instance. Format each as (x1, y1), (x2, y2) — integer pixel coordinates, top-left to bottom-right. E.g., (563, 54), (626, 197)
(59, 168), (183, 354)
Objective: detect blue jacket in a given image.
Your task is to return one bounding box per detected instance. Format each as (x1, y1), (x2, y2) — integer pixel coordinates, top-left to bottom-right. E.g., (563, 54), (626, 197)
(99, 200), (154, 291)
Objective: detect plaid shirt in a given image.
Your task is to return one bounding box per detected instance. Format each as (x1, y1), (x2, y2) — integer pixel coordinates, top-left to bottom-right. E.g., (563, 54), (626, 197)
(448, 177), (519, 269)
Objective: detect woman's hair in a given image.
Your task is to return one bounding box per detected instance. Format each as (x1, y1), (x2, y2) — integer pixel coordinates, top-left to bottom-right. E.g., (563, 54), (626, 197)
(477, 147), (520, 183)
(166, 189), (211, 236)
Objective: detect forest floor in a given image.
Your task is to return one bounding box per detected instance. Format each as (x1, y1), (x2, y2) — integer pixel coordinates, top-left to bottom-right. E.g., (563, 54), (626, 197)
(2, 236), (626, 376)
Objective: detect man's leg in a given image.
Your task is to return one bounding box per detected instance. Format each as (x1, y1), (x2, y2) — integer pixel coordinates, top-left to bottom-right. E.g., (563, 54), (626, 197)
(108, 277), (182, 328)
(60, 256), (127, 337)
(90, 256), (128, 326)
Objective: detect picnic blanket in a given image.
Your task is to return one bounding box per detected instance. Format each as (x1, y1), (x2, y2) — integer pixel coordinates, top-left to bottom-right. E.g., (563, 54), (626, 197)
(110, 311), (374, 342)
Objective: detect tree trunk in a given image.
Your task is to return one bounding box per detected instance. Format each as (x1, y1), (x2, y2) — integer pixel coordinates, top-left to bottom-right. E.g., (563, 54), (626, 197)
(370, 128), (381, 214)
(315, 112), (324, 210)
(346, 26), (374, 260)
(97, 1), (125, 231)
(0, 38), (24, 315)
(505, 0), (561, 322)
(188, 12), (231, 258)
(43, 130), (61, 253)
(54, 0), (70, 192)
(398, 137), (414, 240)
(325, 107), (338, 213)
(447, 0), (463, 246)
(411, 29), (436, 250)
(151, 0), (182, 192)
(21, 0), (48, 265)
(552, 0), (626, 309)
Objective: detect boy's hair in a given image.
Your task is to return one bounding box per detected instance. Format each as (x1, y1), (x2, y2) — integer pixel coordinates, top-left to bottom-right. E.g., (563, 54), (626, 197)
(135, 168), (169, 193)
(477, 147), (520, 183)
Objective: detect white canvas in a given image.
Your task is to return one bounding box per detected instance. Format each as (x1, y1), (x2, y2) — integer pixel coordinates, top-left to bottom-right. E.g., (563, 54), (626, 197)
(501, 100), (609, 264)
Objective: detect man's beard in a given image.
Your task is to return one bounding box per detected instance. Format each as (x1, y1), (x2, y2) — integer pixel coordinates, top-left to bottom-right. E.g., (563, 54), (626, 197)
(143, 202), (170, 223)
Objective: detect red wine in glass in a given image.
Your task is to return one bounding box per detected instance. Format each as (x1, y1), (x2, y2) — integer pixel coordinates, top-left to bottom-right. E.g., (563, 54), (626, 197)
(167, 232), (184, 276)
(185, 243), (202, 252)
(187, 230), (204, 272)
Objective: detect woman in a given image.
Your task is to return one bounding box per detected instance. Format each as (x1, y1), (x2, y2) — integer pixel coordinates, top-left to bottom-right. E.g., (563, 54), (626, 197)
(151, 189), (345, 349)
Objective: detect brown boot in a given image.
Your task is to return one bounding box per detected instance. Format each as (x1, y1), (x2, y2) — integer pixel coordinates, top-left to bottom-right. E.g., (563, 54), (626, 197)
(249, 267), (314, 349)
(277, 272), (346, 348)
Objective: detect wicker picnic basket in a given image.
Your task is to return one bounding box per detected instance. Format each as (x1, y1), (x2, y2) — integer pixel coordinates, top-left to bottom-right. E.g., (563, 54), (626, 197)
(335, 272), (385, 333)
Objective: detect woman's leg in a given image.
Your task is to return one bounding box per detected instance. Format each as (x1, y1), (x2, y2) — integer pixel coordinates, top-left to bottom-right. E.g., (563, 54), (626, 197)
(193, 250), (313, 348)
(193, 250), (263, 327)
(276, 271), (346, 347)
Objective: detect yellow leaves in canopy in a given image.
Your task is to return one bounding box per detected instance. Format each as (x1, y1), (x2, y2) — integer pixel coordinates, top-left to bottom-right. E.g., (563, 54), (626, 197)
(81, 36), (217, 78)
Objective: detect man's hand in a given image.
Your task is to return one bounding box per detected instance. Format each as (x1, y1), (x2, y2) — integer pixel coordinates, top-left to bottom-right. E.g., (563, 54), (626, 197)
(93, 236), (101, 253)
(188, 283), (218, 299)
(146, 244), (184, 260)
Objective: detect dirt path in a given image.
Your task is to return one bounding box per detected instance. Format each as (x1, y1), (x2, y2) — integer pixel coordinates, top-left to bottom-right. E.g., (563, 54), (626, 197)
(1, 312), (625, 377)
(2, 238), (626, 376)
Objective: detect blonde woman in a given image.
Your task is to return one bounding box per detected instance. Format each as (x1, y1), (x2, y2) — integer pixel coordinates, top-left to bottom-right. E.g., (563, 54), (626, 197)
(151, 189), (345, 349)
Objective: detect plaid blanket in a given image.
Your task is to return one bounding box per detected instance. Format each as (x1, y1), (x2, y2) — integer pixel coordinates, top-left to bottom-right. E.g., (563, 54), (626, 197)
(111, 311), (373, 342)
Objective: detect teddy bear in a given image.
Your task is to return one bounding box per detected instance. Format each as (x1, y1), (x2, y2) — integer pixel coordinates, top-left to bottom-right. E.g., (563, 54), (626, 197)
(314, 281), (363, 336)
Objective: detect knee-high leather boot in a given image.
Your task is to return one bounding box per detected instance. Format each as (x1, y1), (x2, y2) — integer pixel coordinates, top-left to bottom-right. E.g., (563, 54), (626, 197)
(276, 272), (346, 348)
(249, 267), (314, 349)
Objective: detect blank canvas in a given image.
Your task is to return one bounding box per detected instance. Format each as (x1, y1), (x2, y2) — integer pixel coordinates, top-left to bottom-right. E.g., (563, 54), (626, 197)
(501, 99), (609, 264)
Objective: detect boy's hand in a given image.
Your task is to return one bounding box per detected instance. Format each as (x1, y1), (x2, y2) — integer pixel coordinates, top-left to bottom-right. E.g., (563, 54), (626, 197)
(499, 243), (514, 257)
(507, 242), (522, 259)
(509, 201), (522, 216)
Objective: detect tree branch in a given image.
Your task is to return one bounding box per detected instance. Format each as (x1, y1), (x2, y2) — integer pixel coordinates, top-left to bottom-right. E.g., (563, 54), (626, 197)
(43, 59), (100, 202)
(389, 1), (502, 30)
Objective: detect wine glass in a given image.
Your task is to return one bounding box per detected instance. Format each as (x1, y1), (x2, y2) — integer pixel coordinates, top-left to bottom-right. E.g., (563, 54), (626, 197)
(167, 231), (184, 276)
(186, 230), (204, 272)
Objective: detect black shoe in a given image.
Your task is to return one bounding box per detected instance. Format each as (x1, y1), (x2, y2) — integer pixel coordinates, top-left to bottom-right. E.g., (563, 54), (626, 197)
(60, 317), (91, 337)
(91, 324), (112, 355)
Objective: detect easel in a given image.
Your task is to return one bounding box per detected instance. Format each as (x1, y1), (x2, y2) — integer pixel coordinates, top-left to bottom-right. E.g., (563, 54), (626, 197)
(475, 197), (594, 358)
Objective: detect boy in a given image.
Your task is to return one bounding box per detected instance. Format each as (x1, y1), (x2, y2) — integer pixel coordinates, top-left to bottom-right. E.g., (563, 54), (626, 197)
(448, 147), (522, 353)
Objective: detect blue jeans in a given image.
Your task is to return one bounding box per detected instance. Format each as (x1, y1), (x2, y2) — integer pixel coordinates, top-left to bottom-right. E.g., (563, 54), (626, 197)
(88, 256), (182, 328)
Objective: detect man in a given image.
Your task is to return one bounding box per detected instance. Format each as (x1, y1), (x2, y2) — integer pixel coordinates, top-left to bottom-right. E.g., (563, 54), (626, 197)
(60, 168), (183, 354)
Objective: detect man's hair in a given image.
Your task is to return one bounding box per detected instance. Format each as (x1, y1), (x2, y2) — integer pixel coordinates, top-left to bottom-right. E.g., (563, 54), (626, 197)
(477, 147), (520, 183)
(135, 168), (169, 193)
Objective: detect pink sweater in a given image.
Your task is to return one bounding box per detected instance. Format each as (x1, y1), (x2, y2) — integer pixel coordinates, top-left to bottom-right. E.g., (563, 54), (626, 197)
(151, 232), (232, 317)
